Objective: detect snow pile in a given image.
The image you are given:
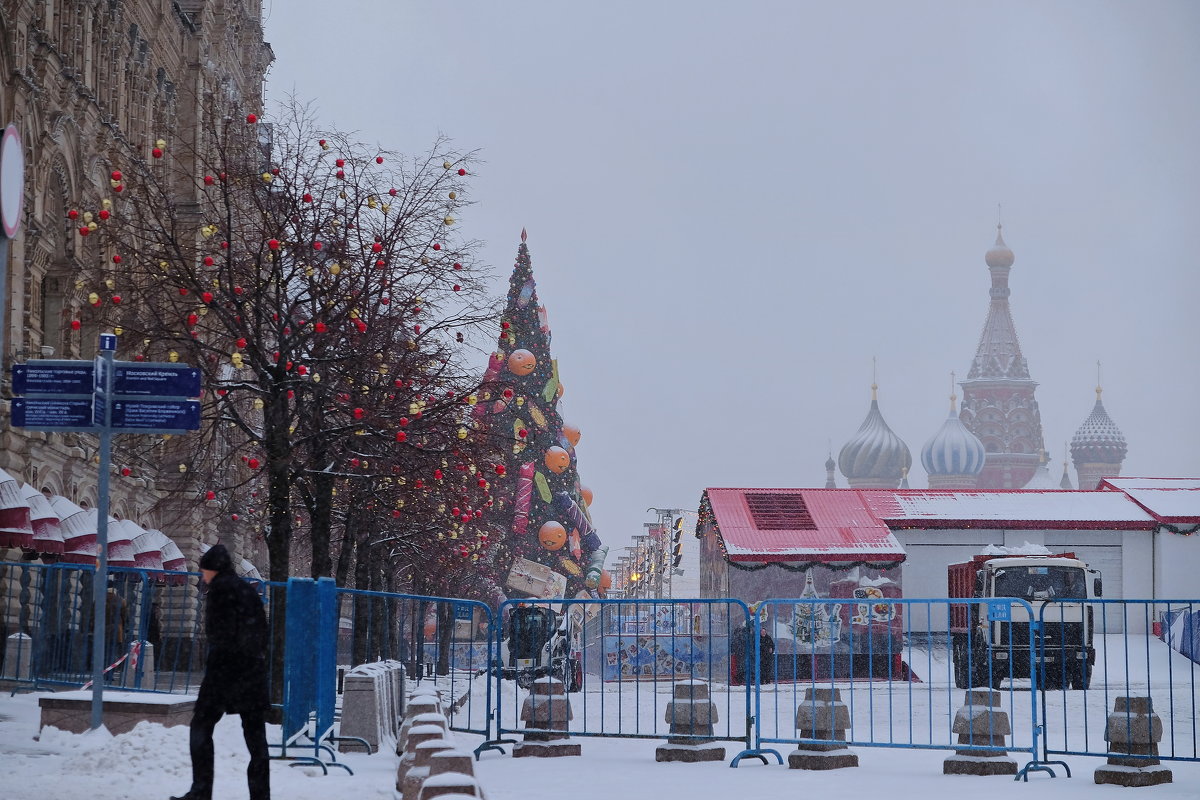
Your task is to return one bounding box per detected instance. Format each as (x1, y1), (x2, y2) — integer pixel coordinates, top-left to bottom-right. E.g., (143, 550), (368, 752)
(981, 541), (1053, 556)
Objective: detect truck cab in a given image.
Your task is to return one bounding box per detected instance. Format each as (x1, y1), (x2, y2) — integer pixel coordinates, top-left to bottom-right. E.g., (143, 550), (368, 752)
(949, 552), (1099, 690)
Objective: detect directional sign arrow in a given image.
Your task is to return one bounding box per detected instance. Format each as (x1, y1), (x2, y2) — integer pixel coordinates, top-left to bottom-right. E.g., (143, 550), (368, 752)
(11, 397), (97, 431)
(11, 361), (96, 396)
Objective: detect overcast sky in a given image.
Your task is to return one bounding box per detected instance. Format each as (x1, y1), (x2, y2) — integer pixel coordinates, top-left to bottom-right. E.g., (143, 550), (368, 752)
(263, 1), (1200, 556)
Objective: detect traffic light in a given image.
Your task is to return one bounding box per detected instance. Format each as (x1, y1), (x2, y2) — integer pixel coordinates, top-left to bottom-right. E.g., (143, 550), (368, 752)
(672, 516), (685, 567)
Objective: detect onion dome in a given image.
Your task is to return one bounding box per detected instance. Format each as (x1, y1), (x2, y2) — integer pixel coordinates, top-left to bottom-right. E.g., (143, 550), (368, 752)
(985, 224), (1014, 268)
(838, 385), (912, 489)
(921, 393), (986, 478)
(824, 453), (837, 489)
(1070, 386), (1127, 465)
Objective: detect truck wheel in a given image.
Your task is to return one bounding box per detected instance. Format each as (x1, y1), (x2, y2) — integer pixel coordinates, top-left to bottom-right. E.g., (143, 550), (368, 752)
(1069, 661), (1091, 690)
(952, 637), (968, 689)
(1041, 665), (1063, 691)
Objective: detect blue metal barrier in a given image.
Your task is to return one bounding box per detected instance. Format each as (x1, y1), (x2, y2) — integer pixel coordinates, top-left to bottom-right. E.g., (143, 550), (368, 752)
(752, 598), (1048, 779)
(1038, 599), (1200, 770)
(481, 598), (769, 764)
(332, 587), (495, 739)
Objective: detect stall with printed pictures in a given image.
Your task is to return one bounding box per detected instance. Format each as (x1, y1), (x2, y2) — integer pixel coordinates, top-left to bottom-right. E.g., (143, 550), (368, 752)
(697, 488), (910, 680)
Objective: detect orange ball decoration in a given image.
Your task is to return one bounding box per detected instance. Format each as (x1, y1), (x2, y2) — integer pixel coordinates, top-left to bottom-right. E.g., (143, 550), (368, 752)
(544, 446), (570, 474)
(599, 570), (612, 592)
(538, 521), (567, 550)
(507, 349), (536, 375)
(580, 485), (594, 507)
(561, 424), (581, 447)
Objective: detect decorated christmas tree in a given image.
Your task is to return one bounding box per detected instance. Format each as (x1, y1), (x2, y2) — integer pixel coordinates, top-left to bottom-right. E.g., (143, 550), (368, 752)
(474, 231), (608, 601)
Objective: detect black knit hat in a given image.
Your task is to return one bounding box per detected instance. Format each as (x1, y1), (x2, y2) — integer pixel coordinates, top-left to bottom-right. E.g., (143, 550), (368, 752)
(199, 544), (233, 572)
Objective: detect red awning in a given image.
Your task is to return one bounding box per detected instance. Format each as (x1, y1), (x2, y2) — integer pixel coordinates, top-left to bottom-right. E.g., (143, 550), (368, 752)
(22, 484), (63, 556)
(132, 527), (166, 570)
(108, 519), (141, 568)
(0, 468), (33, 549)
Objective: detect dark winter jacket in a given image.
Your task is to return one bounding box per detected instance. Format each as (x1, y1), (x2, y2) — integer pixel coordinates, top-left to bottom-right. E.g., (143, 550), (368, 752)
(198, 568), (270, 714)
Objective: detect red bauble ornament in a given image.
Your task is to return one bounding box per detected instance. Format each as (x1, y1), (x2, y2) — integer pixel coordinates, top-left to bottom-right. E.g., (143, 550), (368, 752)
(79, 227), (90, 236)
(203, 256), (214, 266)
(113, 184), (123, 192)
(68, 209), (79, 219)
(494, 464), (506, 475)
(453, 262), (462, 270)
(246, 113), (258, 123)
(432, 242), (442, 251)
(395, 431), (407, 442)
(268, 239), (280, 250)
(111, 171), (122, 181)
(178, 287), (188, 296)
(71, 320), (82, 330)
(236, 337), (247, 348)
(399, 417), (409, 427)
(121, 467), (131, 477)
(205, 490), (216, 500)
(380, 297), (390, 305)
(152, 148), (163, 158)
(303, 193), (313, 202)
(111, 295), (121, 304)
(336, 170), (345, 179)
(376, 156), (384, 164)
(234, 285), (243, 295)
(247, 458), (260, 469)
(500, 321), (510, 330)
(314, 322), (327, 332)
(98, 209), (110, 220)
(202, 291), (213, 303)
(188, 313), (199, 326)
(353, 407), (364, 419)
(204, 175), (214, 185)
(452, 285), (461, 292)
(371, 242), (382, 253)
(458, 168), (466, 176)
(231, 514), (240, 521)
(312, 241), (322, 250)
(388, 188), (398, 196)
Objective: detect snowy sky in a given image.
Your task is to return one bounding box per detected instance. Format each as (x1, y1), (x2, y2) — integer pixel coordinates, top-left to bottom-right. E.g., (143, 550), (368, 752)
(262, 1), (1200, 556)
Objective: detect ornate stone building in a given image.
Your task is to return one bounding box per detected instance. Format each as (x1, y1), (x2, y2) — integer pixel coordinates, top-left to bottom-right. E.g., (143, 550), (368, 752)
(958, 225), (1046, 489)
(0, 1), (272, 566)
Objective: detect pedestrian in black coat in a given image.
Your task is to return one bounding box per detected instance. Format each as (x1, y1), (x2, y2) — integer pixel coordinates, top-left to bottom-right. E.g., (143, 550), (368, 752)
(171, 544), (270, 800)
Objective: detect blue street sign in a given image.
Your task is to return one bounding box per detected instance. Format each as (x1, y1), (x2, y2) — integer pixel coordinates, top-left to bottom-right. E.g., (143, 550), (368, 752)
(988, 601), (1012, 622)
(109, 398), (200, 432)
(10, 397), (96, 431)
(99, 333), (117, 352)
(11, 361), (95, 396)
(110, 363), (201, 398)
(455, 603), (474, 621)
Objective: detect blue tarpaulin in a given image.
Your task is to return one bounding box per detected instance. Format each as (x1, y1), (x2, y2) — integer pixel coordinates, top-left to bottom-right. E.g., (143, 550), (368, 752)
(1163, 608), (1200, 664)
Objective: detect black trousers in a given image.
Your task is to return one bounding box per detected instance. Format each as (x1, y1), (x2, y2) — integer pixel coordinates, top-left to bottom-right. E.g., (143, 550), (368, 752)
(188, 698), (270, 800)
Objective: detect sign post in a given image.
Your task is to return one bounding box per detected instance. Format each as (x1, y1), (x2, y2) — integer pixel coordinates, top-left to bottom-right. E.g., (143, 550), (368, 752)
(8, 334), (200, 729)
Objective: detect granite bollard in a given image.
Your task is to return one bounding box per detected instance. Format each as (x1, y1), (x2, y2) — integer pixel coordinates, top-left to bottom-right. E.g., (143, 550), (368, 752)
(656, 680), (725, 763)
(1094, 696), (1173, 787)
(788, 687), (858, 770)
(512, 677), (581, 758)
(943, 689), (1017, 776)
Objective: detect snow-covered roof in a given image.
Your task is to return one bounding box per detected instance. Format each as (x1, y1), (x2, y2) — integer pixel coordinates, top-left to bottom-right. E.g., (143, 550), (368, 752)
(1100, 478), (1200, 523)
(861, 489), (1155, 529)
(703, 488), (906, 564)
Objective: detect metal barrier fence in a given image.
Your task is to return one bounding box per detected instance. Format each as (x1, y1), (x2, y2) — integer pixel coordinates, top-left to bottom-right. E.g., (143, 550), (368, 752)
(332, 586), (495, 738)
(481, 598), (765, 760)
(0, 560), (281, 699)
(1038, 599), (1200, 772)
(750, 598), (1046, 776)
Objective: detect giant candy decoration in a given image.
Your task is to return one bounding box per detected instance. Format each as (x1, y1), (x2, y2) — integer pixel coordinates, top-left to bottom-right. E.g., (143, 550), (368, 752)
(553, 491), (594, 541)
(512, 461), (535, 534)
(584, 545), (609, 589)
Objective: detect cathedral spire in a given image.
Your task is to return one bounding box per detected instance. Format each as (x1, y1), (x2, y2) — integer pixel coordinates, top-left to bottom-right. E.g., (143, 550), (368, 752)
(959, 222), (1046, 488)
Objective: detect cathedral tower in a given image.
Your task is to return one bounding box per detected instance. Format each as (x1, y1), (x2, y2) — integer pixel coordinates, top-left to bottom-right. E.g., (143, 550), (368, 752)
(838, 384), (912, 489)
(958, 225), (1046, 488)
(1071, 383), (1127, 490)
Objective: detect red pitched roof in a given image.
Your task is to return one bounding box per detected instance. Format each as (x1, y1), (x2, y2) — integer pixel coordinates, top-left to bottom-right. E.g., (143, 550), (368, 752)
(704, 488), (905, 564)
(859, 489), (1156, 530)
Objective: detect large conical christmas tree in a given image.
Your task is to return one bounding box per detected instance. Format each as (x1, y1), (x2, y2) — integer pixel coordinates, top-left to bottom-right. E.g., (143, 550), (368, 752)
(475, 231), (607, 601)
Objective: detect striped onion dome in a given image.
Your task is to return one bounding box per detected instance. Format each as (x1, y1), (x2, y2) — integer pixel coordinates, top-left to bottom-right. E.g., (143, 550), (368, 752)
(1070, 388), (1127, 464)
(921, 394), (986, 477)
(838, 385), (912, 488)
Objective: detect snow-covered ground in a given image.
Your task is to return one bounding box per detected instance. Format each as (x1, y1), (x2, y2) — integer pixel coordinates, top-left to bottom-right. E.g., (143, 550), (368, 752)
(2, 632), (1197, 799)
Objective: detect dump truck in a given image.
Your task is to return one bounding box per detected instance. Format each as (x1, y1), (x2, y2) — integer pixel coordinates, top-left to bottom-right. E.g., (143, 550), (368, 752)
(948, 551), (1101, 690)
(497, 604), (583, 692)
